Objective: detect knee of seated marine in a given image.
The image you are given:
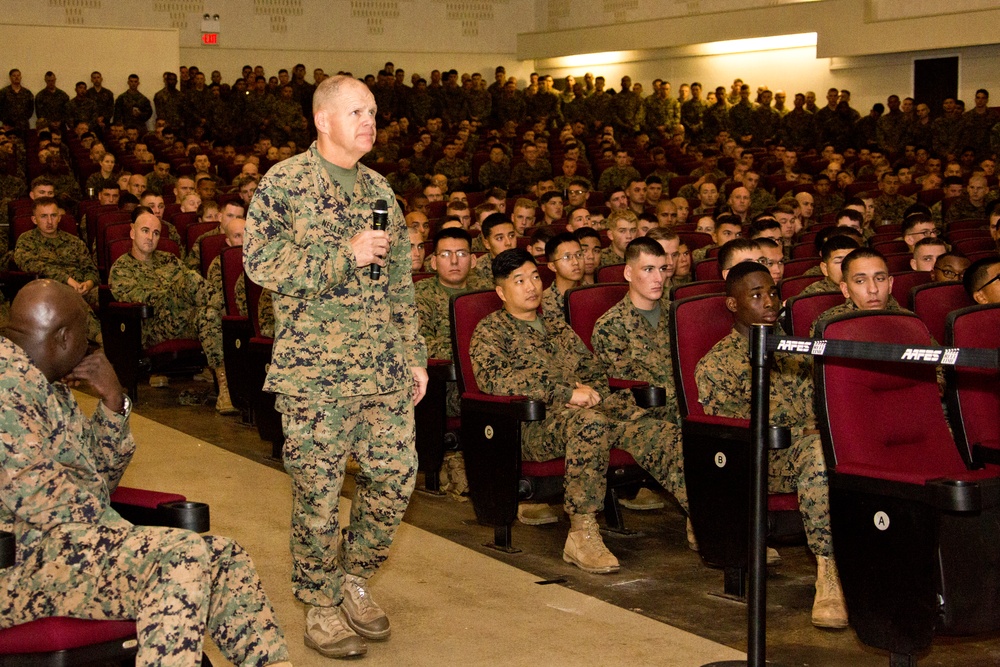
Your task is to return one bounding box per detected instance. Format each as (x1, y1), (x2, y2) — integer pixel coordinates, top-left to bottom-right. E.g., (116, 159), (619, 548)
(155, 527), (212, 583)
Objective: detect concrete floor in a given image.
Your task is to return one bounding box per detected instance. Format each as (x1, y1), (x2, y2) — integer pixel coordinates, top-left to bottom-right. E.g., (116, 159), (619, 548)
(118, 378), (1000, 666)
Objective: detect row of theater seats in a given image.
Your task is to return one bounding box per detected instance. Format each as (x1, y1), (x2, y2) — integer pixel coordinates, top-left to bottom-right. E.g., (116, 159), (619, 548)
(451, 282), (1000, 665)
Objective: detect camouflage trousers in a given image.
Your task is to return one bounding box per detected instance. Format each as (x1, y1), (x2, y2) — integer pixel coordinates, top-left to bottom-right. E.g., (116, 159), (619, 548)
(521, 391), (688, 516)
(278, 389), (417, 607)
(141, 289), (223, 368)
(769, 431), (832, 557)
(0, 523), (289, 666)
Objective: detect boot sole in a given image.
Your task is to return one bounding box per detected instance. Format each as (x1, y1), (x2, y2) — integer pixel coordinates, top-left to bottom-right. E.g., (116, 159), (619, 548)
(342, 609), (391, 641)
(304, 634), (368, 658)
(620, 500), (665, 510)
(518, 514), (560, 526)
(811, 617), (849, 630)
(563, 551), (620, 574)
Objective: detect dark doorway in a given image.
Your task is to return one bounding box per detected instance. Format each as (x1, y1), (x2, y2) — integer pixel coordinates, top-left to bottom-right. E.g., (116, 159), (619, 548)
(914, 56), (959, 117)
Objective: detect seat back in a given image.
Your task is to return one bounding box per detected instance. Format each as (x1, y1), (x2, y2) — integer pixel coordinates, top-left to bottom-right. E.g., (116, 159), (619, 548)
(185, 221), (218, 255)
(11, 213), (79, 244)
(677, 231), (714, 251)
(954, 236), (997, 255)
(219, 245), (244, 316)
(873, 239), (910, 256)
(450, 290), (503, 396)
(669, 279), (724, 301)
(171, 211), (199, 244)
(815, 311), (968, 481)
(669, 294), (732, 418)
(911, 281), (973, 343)
(883, 252), (914, 274)
(693, 257), (721, 281)
(564, 283), (628, 352)
(596, 263), (625, 283)
(782, 257), (820, 278)
(199, 233), (228, 277)
(785, 291), (844, 337)
(779, 274), (823, 301)
(889, 271), (932, 310)
(945, 303), (1000, 461)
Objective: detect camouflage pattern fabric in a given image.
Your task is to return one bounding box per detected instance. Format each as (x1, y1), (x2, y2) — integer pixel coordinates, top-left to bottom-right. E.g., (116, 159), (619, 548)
(509, 160), (553, 195)
(34, 88), (69, 126)
(234, 273), (274, 338)
(109, 250), (222, 367)
(872, 194), (916, 226)
(433, 156), (470, 192)
(695, 328), (832, 556)
(945, 196), (987, 225)
(540, 283), (568, 323)
(797, 275), (840, 297)
(810, 296), (903, 337)
(592, 294), (680, 424)
(186, 226), (222, 271)
(0, 337), (289, 666)
(13, 228), (102, 341)
(470, 309), (688, 515)
(467, 260), (495, 291)
(414, 277), (465, 416)
(244, 142), (425, 606)
(597, 165), (640, 193)
(113, 90), (152, 129)
(599, 246), (624, 267)
(0, 86), (34, 132)
(478, 161), (510, 190)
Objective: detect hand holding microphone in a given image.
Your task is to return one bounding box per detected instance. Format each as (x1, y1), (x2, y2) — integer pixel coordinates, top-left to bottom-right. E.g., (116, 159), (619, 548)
(350, 198), (391, 278)
(371, 199), (389, 280)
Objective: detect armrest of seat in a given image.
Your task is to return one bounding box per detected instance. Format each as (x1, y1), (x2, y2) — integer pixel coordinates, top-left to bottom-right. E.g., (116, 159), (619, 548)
(461, 391), (546, 422)
(110, 486), (210, 533)
(607, 378), (667, 408)
(104, 300), (154, 320)
(427, 358), (457, 382)
(0, 531), (13, 568)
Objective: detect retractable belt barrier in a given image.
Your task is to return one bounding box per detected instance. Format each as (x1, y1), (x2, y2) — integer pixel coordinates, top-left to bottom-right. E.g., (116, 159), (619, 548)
(704, 324), (999, 667)
(766, 334), (1000, 369)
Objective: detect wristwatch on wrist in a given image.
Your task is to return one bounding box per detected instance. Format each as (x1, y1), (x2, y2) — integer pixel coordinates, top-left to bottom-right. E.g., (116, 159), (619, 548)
(117, 395), (132, 417)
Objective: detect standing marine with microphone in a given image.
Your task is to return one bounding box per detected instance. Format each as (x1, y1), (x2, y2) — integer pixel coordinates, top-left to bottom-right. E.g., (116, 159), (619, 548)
(244, 74), (428, 660)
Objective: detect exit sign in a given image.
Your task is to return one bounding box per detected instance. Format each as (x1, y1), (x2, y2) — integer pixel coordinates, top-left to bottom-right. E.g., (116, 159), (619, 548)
(202, 33), (218, 45)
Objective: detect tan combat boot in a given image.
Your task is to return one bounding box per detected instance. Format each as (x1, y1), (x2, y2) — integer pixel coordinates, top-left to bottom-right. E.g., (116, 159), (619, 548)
(518, 502), (560, 525)
(563, 513), (620, 574)
(620, 487), (666, 510)
(214, 367), (238, 416)
(812, 555), (849, 629)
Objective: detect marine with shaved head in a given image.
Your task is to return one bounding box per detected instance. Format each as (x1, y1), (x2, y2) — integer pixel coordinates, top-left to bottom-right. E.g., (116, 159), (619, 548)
(0, 279), (291, 667)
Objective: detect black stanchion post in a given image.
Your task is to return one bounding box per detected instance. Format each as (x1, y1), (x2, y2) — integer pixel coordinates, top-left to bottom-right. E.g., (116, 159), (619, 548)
(704, 324), (785, 667)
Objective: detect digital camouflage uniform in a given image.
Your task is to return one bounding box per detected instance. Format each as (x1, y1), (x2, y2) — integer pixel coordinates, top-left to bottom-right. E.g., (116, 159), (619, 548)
(749, 106), (781, 147)
(872, 194), (915, 226)
(0, 85), (33, 133)
(592, 294), (681, 425)
(244, 143), (426, 608)
(810, 296), (903, 337)
(729, 101), (754, 140)
(540, 283), (569, 323)
(467, 257), (496, 291)
(509, 159), (552, 195)
(433, 156), (470, 192)
(797, 275), (840, 297)
(643, 94), (681, 138)
(470, 309), (688, 515)
(780, 107), (817, 150)
(695, 328), (832, 557)
(478, 160), (511, 190)
(599, 246), (625, 267)
(13, 229), (102, 341)
(944, 196), (987, 225)
(67, 95), (97, 128)
(681, 99), (707, 142)
(414, 276), (466, 417)
(597, 165), (641, 193)
(186, 226), (223, 272)
(154, 87), (183, 129)
(34, 87), (69, 126)
(109, 250), (223, 368)
(386, 170), (421, 196)
(86, 86), (114, 125)
(584, 91), (613, 130)
(113, 89), (152, 130)
(0, 337), (289, 667)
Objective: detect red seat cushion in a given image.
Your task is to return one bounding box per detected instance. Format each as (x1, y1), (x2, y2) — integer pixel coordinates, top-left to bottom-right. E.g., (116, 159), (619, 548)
(0, 617), (136, 654)
(767, 493), (799, 512)
(110, 486), (185, 509)
(521, 448), (637, 478)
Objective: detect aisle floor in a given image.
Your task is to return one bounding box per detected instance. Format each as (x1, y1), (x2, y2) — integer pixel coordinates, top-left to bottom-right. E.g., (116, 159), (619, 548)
(108, 381), (1000, 666)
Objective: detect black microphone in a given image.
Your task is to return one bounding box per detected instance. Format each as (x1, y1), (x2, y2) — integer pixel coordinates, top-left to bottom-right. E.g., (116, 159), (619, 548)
(371, 199), (389, 280)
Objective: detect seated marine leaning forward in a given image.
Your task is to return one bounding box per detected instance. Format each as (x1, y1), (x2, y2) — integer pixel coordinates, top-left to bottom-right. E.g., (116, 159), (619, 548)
(0, 279), (291, 666)
(469, 248), (687, 575)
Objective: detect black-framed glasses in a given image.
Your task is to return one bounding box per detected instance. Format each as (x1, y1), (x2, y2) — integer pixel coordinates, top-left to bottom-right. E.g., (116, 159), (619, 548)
(976, 271), (1000, 292)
